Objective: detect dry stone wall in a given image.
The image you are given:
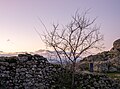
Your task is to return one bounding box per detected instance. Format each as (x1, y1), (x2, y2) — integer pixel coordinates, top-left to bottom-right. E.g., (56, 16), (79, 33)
(0, 54), (120, 89)
(0, 54), (63, 89)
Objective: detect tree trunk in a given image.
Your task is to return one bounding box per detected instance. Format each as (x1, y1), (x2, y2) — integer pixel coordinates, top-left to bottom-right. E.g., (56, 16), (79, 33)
(71, 61), (76, 89)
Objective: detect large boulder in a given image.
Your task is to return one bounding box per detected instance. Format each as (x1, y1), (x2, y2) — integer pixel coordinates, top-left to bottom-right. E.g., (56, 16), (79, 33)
(111, 39), (120, 53)
(113, 39), (120, 50)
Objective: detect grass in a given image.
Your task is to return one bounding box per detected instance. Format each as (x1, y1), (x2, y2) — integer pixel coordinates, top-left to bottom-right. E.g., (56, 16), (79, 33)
(106, 72), (120, 80)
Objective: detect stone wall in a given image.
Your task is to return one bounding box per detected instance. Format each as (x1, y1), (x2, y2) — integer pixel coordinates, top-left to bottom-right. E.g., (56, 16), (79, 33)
(0, 54), (63, 89)
(75, 72), (120, 89)
(0, 54), (120, 89)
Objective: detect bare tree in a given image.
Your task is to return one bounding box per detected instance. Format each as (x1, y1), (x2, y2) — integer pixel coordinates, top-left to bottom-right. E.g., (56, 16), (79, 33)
(39, 10), (103, 89)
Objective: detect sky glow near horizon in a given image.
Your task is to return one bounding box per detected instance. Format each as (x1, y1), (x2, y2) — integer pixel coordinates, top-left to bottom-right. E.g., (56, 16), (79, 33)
(0, 0), (120, 53)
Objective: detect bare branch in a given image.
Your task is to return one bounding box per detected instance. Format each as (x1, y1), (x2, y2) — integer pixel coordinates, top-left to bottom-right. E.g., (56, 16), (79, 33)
(39, 10), (104, 89)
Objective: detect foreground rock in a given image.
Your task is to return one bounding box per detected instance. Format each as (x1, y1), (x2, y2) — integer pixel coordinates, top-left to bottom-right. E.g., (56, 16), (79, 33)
(0, 54), (65, 89)
(75, 72), (120, 89)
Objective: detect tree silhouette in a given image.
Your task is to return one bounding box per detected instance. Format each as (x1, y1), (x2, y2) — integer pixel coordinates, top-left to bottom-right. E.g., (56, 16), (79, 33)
(40, 10), (103, 89)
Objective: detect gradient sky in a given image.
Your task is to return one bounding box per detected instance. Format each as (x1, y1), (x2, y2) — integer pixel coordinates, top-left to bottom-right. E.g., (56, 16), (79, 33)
(0, 0), (120, 52)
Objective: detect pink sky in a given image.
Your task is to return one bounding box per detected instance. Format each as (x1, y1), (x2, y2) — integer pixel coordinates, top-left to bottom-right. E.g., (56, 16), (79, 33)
(0, 0), (120, 53)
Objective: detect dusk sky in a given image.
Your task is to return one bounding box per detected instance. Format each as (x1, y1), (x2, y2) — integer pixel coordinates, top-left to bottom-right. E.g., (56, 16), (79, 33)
(0, 0), (120, 53)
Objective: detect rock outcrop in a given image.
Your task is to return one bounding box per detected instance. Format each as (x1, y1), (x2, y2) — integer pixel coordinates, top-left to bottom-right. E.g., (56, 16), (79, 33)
(113, 39), (120, 50)
(79, 39), (120, 73)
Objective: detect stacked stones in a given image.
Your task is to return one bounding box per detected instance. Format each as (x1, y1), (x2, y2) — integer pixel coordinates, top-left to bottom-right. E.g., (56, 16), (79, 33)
(76, 72), (120, 89)
(0, 54), (62, 89)
(0, 53), (120, 89)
